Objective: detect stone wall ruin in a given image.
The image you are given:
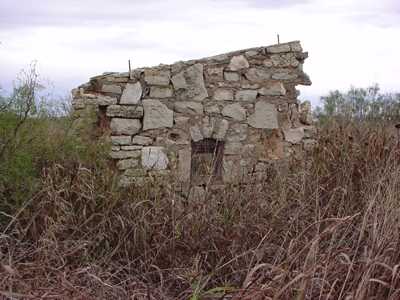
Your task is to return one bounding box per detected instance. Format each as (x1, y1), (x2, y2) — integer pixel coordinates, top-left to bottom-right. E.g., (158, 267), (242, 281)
(71, 41), (314, 187)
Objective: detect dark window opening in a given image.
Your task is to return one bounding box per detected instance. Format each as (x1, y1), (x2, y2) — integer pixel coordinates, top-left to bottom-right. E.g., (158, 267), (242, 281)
(191, 138), (224, 184)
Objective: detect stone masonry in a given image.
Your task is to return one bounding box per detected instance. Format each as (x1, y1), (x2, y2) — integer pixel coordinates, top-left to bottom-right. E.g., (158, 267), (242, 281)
(71, 41), (314, 188)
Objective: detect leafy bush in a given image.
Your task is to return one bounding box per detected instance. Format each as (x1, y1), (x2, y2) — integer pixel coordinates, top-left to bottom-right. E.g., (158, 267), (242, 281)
(0, 65), (110, 215)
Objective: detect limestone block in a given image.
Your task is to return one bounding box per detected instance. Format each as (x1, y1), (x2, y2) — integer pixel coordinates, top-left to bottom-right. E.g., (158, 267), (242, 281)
(93, 95), (118, 106)
(171, 72), (186, 89)
(241, 83), (260, 89)
(283, 127), (305, 144)
(207, 67), (224, 80)
(258, 82), (286, 96)
(226, 123), (248, 142)
(106, 105), (144, 118)
(116, 158), (139, 170)
(178, 148), (191, 182)
(245, 50), (259, 57)
(247, 102), (278, 129)
(141, 146), (169, 170)
(121, 145), (143, 151)
(144, 69), (171, 86)
(270, 53), (299, 67)
(222, 103), (246, 121)
(290, 41), (303, 52)
(171, 63), (208, 101)
(132, 135), (153, 145)
(235, 90), (258, 102)
(110, 150), (141, 160)
(102, 84), (122, 94)
(299, 101), (313, 125)
(174, 101), (204, 115)
(263, 59), (273, 67)
(228, 55), (249, 71)
(143, 99), (173, 130)
(272, 70), (298, 80)
(266, 44), (291, 54)
(111, 135), (132, 145)
(120, 82), (142, 105)
(201, 116), (214, 138)
(213, 118), (229, 140)
(149, 86), (173, 98)
(190, 125), (203, 142)
(245, 68), (271, 82)
(174, 116), (190, 127)
(224, 142), (243, 155)
(224, 72), (240, 81)
(110, 118), (141, 135)
(213, 89), (234, 101)
(261, 129), (284, 160)
(205, 104), (220, 114)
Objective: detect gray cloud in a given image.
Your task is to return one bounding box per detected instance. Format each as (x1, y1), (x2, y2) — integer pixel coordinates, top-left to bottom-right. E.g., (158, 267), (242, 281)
(0, 0), (181, 29)
(0, 0), (313, 30)
(240, 0), (310, 8)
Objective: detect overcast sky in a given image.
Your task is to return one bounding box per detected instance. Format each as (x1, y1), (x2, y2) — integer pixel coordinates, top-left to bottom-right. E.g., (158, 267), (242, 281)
(0, 0), (399, 105)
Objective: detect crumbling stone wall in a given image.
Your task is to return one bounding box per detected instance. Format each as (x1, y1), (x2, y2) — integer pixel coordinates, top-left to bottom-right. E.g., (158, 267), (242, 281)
(71, 41), (314, 187)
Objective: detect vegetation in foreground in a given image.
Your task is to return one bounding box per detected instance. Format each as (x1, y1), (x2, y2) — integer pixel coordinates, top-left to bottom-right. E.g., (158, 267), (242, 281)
(1, 67), (400, 299)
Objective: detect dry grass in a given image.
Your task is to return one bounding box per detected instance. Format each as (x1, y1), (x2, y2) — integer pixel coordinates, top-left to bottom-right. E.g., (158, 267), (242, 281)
(1, 120), (400, 299)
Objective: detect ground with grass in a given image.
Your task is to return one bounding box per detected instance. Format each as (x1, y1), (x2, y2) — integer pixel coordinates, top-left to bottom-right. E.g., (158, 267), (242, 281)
(1, 118), (400, 299)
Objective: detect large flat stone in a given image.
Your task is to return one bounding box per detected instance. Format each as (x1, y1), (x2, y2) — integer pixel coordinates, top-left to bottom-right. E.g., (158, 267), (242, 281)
(224, 72), (240, 81)
(171, 63), (208, 101)
(174, 101), (204, 115)
(222, 103), (246, 121)
(91, 95), (118, 106)
(300, 101), (313, 125)
(149, 86), (173, 98)
(226, 123), (248, 142)
(116, 158), (139, 170)
(213, 89), (234, 101)
(111, 135), (132, 145)
(283, 127), (304, 144)
(110, 118), (141, 135)
(141, 146), (169, 170)
(205, 104), (220, 114)
(102, 84), (122, 94)
(110, 150), (141, 159)
(106, 105), (144, 118)
(132, 135), (153, 145)
(228, 55), (249, 71)
(190, 125), (203, 142)
(144, 69), (171, 86)
(258, 82), (286, 96)
(270, 53), (299, 67)
(266, 44), (291, 53)
(247, 101), (278, 129)
(120, 82), (142, 105)
(207, 67), (224, 80)
(142, 99), (173, 130)
(245, 68), (271, 82)
(272, 70), (298, 80)
(235, 90), (258, 102)
(212, 118), (229, 140)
